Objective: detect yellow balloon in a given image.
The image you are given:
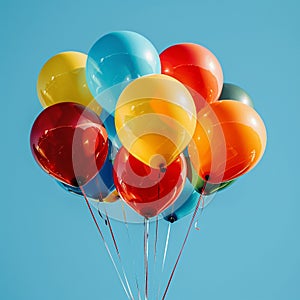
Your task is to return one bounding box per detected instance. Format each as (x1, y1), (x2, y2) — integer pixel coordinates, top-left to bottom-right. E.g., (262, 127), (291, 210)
(103, 190), (120, 203)
(36, 51), (101, 114)
(115, 74), (196, 168)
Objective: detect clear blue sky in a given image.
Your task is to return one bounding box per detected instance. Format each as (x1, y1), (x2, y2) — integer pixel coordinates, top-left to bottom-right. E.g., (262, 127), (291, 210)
(1, 0), (299, 299)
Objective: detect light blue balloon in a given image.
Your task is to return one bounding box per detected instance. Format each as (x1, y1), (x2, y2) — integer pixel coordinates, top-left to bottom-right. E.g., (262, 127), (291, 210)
(100, 109), (122, 149)
(162, 179), (213, 223)
(86, 31), (161, 115)
(162, 179), (199, 222)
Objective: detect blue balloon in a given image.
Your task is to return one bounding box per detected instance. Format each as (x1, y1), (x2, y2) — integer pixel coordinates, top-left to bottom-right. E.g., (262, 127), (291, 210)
(100, 109), (122, 149)
(162, 179), (215, 223)
(57, 141), (117, 201)
(162, 179), (200, 223)
(86, 31), (161, 115)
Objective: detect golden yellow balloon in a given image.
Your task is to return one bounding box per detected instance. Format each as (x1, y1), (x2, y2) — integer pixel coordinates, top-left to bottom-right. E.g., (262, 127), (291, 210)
(36, 51), (101, 114)
(115, 74), (197, 168)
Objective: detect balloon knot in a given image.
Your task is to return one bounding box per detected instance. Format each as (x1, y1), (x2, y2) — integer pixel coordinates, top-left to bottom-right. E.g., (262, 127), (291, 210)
(70, 176), (86, 187)
(159, 163), (167, 173)
(168, 215), (177, 223)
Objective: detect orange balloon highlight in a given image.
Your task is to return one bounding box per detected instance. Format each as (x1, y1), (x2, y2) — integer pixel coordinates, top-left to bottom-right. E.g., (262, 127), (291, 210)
(188, 100), (267, 183)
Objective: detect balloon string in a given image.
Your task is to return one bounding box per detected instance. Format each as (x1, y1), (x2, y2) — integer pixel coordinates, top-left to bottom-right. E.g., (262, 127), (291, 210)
(97, 207), (104, 220)
(121, 202), (128, 229)
(105, 209), (120, 256)
(194, 195), (206, 231)
(154, 216), (159, 263)
(79, 187), (131, 300)
(144, 218), (150, 300)
(161, 186), (207, 300)
(162, 222), (171, 271)
(156, 222), (171, 300)
(122, 203), (142, 300)
(104, 209), (135, 300)
(153, 217), (159, 299)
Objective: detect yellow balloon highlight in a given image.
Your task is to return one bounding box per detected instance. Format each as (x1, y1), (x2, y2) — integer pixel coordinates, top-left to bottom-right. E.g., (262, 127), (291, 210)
(115, 74), (197, 168)
(103, 190), (120, 203)
(37, 51), (101, 114)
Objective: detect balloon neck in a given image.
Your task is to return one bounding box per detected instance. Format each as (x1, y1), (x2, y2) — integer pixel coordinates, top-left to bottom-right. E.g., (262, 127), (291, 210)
(167, 214), (177, 223)
(198, 186), (206, 195)
(159, 163), (167, 173)
(139, 208), (157, 219)
(69, 176), (87, 187)
(197, 175), (210, 195)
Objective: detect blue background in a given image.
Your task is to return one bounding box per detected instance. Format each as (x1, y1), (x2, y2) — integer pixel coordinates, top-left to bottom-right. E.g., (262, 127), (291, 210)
(1, 0), (299, 299)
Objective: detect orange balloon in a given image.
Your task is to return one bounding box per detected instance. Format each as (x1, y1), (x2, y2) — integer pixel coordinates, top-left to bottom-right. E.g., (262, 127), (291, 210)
(188, 100), (267, 183)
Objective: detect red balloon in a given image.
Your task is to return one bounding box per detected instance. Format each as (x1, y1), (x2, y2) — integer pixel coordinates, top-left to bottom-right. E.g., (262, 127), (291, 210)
(160, 43), (223, 112)
(30, 102), (108, 186)
(113, 147), (186, 218)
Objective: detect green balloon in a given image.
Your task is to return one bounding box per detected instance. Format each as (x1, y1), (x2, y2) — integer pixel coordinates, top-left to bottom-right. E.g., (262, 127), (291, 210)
(186, 152), (234, 195)
(186, 157), (234, 195)
(219, 83), (254, 108)
(194, 177), (235, 195)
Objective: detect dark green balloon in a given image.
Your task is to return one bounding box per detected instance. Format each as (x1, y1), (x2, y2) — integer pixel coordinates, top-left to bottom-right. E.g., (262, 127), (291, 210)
(194, 176), (235, 195)
(186, 154), (235, 195)
(219, 83), (254, 108)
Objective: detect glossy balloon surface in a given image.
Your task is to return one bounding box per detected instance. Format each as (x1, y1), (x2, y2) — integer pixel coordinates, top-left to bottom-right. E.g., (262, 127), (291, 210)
(57, 140), (117, 201)
(37, 51), (101, 114)
(30, 102), (108, 186)
(162, 179), (200, 222)
(219, 83), (254, 107)
(188, 101), (267, 183)
(193, 176), (234, 195)
(113, 147), (186, 218)
(160, 43), (223, 112)
(58, 182), (120, 203)
(115, 74), (196, 168)
(186, 154), (235, 194)
(100, 109), (122, 149)
(86, 31), (161, 115)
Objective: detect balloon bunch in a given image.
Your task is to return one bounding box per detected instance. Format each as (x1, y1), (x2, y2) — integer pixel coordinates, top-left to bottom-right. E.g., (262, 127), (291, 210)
(30, 31), (266, 223)
(30, 31), (267, 299)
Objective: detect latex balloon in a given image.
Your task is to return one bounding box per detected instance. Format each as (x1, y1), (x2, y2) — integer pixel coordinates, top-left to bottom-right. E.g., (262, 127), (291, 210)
(160, 43), (223, 112)
(30, 102), (108, 186)
(37, 51), (101, 114)
(162, 179), (200, 223)
(115, 74), (196, 169)
(161, 152), (234, 223)
(193, 176), (234, 195)
(186, 154), (235, 194)
(58, 182), (120, 203)
(188, 100), (267, 183)
(86, 31), (161, 115)
(113, 147), (186, 218)
(57, 140), (117, 201)
(100, 109), (122, 149)
(219, 83), (254, 107)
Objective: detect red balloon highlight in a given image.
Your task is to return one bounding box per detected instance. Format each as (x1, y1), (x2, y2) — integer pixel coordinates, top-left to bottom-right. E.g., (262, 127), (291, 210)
(30, 102), (108, 186)
(113, 147), (186, 218)
(160, 43), (223, 112)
